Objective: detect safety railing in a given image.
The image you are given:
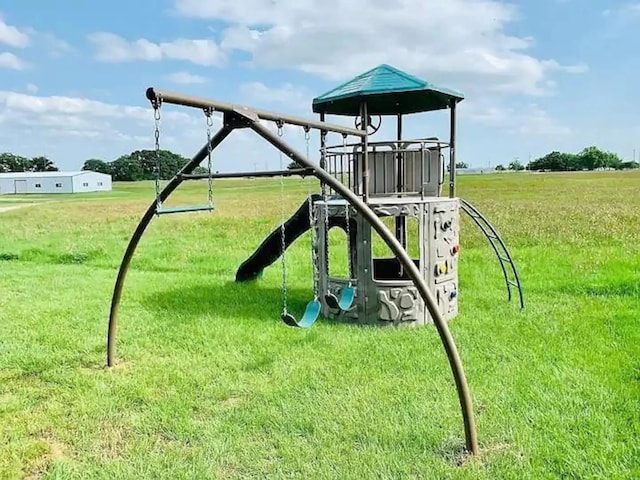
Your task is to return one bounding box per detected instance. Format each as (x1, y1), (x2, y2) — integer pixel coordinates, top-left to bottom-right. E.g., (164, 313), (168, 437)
(323, 138), (450, 198)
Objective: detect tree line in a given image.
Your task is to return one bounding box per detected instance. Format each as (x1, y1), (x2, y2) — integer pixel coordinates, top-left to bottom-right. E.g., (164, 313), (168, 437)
(0, 150), (210, 181)
(495, 146), (639, 172)
(0, 153), (59, 173)
(81, 150), (209, 181)
(3, 145), (637, 180)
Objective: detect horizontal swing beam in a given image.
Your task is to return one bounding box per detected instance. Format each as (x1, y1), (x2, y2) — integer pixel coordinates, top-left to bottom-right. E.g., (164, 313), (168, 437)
(180, 168), (315, 181)
(145, 87), (366, 138)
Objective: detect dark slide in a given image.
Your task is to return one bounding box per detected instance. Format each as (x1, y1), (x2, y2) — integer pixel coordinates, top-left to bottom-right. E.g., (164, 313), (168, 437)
(235, 194), (347, 282)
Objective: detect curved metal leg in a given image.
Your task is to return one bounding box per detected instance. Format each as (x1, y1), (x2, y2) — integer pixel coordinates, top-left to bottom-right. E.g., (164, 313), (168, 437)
(251, 121), (479, 455)
(459, 198), (525, 309)
(107, 125), (233, 367)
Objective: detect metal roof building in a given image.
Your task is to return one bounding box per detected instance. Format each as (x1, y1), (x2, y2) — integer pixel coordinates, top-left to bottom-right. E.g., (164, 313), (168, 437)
(0, 171), (112, 195)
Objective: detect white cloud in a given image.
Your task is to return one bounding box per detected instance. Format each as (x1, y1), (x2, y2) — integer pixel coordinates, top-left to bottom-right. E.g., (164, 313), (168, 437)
(88, 32), (225, 66)
(165, 71), (208, 84)
(0, 90), (208, 162)
(463, 99), (571, 136)
(238, 81), (312, 112)
(0, 89), (280, 172)
(0, 14), (30, 48)
(34, 31), (74, 57)
(604, 2), (640, 16)
(0, 52), (29, 70)
(25, 83), (38, 94)
(173, 0), (586, 97)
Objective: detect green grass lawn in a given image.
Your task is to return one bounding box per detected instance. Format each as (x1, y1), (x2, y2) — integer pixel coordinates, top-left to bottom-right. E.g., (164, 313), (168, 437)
(1, 171), (639, 479)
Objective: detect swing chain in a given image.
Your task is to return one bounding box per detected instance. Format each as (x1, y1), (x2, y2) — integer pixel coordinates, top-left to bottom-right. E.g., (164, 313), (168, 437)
(152, 98), (162, 211)
(203, 107), (214, 208)
(321, 130), (330, 275)
(303, 126), (319, 300)
(277, 119), (288, 315)
(345, 201), (353, 283)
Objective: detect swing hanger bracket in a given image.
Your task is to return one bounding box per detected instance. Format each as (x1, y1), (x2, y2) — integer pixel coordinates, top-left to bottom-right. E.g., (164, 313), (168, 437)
(228, 106), (260, 125)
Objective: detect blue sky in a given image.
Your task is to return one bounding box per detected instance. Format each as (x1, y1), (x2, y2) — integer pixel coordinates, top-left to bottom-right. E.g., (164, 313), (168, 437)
(1, 0), (639, 172)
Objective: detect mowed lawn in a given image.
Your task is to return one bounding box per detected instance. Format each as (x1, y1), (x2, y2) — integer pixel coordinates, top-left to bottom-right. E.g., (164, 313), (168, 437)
(0, 171), (638, 479)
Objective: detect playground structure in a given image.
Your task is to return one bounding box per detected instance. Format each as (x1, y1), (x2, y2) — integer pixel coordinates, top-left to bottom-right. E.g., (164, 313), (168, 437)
(106, 64), (525, 456)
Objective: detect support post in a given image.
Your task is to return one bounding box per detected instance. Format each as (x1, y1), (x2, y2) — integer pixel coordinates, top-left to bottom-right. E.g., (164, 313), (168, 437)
(449, 100), (457, 198)
(361, 101), (370, 201)
(249, 119), (479, 456)
(395, 113), (406, 250)
(106, 124), (234, 367)
(319, 112), (328, 199)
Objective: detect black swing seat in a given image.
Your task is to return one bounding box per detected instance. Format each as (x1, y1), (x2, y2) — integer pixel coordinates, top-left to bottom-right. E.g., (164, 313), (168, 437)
(324, 284), (356, 312)
(281, 299), (321, 328)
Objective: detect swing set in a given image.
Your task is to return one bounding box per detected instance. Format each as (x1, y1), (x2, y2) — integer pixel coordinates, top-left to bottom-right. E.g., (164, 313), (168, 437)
(106, 65), (526, 457)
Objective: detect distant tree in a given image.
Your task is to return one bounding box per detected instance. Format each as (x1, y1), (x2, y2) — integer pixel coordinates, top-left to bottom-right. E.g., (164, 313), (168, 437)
(578, 146), (622, 170)
(109, 155), (146, 181)
(82, 159), (112, 174)
(0, 153), (31, 172)
(528, 151), (580, 171)
(29, 156), (58, 172)
(104, 149), (194, 181)
(287, 161), (301, 170)
(495, 164), (506, 171)
(509, 159), (525, 171)
(455, 161), (469, 169)
(529, 147), (625, 171)
(620, 161), (640, 170)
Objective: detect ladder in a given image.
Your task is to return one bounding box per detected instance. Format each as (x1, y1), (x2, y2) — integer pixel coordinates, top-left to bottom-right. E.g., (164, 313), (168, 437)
(459, 198), (525, 309)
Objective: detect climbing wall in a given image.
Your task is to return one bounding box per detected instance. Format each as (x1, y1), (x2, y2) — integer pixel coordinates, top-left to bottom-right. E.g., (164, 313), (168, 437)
(315, 197), (460, 328)
(427, 199), (460, 322)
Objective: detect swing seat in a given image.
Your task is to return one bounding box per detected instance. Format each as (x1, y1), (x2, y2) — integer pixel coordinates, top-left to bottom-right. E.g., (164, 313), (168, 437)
(324, 285), (356, 312)
(156, 205), (214, 215)
(281, 300), (321, 328)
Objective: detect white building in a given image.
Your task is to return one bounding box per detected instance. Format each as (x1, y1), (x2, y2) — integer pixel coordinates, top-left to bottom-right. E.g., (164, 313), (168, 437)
(0, 171), (112, 195)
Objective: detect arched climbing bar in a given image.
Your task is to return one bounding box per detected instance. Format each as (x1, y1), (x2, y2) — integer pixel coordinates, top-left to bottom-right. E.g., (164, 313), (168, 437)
(106, 124), (234, 367)
(249, 119), (479, 455)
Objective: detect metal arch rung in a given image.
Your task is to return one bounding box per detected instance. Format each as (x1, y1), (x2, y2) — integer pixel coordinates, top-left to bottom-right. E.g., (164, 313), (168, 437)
(156, 205), (214, 215)
(459, 197), (525, 310)
(324, 286), (356, 312)
(281, 300), (321, 328)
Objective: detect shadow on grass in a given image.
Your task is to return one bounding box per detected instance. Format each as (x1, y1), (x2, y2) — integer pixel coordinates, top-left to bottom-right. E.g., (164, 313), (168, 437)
(141, 280), (325, 325)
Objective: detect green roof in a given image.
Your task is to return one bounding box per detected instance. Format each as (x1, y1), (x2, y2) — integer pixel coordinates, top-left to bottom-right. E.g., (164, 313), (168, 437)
(312, 64), (464, 116)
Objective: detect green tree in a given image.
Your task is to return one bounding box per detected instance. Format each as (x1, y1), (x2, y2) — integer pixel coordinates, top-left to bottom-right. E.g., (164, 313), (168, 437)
(509, 159), (525, 171)
(0, 153), (31, 172)
(528, 151), (580, 171)
(109, 155), (146, 181)
(495, 164), (506, 171)
(455, 161), (469, 169)
(29, 156), (58, 172)
(578, 146), (622, 170)
(124, 149), (191, 180)
(620, 161), (640, 170)
(82, 159), (112, 175)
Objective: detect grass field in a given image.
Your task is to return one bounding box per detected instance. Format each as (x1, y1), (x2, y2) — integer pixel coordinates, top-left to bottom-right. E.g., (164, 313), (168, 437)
(1, 171), (639, 479)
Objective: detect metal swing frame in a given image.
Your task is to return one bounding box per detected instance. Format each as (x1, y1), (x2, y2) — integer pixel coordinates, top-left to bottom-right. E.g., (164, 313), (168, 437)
(106, 86), (480, 456)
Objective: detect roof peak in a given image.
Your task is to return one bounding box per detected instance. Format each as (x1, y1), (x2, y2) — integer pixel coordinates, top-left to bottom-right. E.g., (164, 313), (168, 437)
(312, 64), (464, 116)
